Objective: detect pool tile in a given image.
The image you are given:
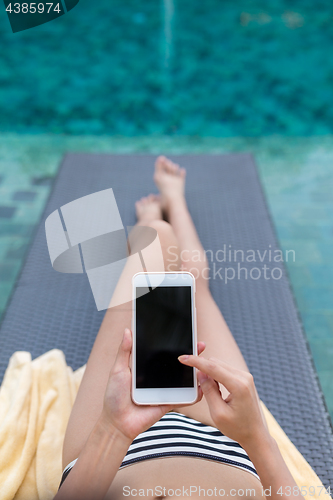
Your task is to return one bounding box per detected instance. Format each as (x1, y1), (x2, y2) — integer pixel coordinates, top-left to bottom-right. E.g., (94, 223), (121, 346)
(0, 206), (16, 219)
(319, 242), (333, 262)
(12, 191), (37, 202)
(0, 261), (21, 281)
(0, 223), (35, 237)
(318, 223), (333, 240)
(287, 265), (313, 288)
(286, 224), (322, 239)
(308, 264), (333, 287)
(309, 340), (333, 372)
(5, 243), (29, 259)
(297, 286), (333, 311)
(31, 176), (54, 186)
(279, 240), (323, 265)
(302, 312), (333, 341)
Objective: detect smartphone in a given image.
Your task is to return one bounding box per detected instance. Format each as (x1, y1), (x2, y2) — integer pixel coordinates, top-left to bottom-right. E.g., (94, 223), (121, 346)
(132, 271), (197, 405)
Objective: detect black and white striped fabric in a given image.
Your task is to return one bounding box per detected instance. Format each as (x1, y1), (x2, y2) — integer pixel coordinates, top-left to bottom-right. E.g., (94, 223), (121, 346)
(60, 412), (258, 488)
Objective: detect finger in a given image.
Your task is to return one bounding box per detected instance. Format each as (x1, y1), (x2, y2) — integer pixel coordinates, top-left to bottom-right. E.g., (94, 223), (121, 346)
(197, 371), (228, 416)
(209, 357), (248, 377)
(196, 384), (203, 402)
(209, 357), (254, 387)
(113, 328), (132, 372)
(197, 341), (206, 356)
(178, 354), (240, 393)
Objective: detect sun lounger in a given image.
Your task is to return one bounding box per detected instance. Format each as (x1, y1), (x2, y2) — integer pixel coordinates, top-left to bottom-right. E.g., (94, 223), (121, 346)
(0, 153), (332, 485)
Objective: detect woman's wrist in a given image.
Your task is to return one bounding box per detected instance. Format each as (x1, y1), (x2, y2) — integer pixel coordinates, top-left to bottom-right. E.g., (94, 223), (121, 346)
(56, 412), (132, 499)
(240, 428), (277, 458)
(243, 430), (300, 498)
(97, 410), (133, 449)
(242, 431), (285, 482)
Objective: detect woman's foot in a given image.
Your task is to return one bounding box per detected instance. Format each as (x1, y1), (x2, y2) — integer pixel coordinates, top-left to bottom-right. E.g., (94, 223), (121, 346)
(154, 156), (186, 215)
(135, 194), (162, 223)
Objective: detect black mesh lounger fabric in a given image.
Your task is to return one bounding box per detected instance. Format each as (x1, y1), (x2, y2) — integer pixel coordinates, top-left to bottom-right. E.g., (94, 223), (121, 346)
(0, 153), (332, 485)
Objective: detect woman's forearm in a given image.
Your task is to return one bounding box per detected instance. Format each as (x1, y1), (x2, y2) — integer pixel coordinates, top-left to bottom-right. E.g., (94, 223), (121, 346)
(55, 412), (131, 500)
(245, 434), (301, 500)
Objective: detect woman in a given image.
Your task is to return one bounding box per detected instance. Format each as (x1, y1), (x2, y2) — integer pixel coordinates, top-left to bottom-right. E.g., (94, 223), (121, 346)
(55, 156), (300, 500)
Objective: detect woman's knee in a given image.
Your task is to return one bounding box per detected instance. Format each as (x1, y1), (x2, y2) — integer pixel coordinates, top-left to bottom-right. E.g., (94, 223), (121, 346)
(144, 220), (181, 271)
(147, 221), (210, 283)
(146, 219), (173, 239)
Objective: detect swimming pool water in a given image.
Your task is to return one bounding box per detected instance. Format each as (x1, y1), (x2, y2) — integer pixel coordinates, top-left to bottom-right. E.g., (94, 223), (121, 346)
(0, 0), (333, 135)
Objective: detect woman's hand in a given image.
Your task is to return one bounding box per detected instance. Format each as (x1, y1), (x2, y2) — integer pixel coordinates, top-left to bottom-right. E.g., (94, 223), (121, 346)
(178, 355), (303, 500)
(178, 354), (269, 450)
(102, 328), (205, 442)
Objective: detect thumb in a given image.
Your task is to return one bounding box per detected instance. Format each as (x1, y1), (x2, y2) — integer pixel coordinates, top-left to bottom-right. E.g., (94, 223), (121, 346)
(197, 371), (227, 415)
(113, 328), (132, 371)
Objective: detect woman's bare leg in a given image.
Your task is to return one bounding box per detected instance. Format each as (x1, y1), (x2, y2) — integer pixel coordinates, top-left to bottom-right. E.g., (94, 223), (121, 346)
(154, 156), (249, 425)
(63, 158), (250, 467)
(62, 198), (181, 468)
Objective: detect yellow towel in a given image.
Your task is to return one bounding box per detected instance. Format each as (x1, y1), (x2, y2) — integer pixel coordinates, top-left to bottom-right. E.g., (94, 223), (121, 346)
(0, 350), (84, 500)
(0, 349), (331, 500)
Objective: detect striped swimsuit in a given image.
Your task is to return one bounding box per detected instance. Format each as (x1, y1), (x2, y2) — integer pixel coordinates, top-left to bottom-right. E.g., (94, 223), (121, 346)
(60, 412), (259, 488)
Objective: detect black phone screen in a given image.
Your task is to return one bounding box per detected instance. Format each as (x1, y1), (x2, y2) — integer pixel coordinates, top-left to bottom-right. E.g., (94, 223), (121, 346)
(135, 286), (194, 389)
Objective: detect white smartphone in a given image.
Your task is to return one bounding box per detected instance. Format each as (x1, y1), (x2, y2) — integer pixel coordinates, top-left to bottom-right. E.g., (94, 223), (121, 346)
(132, 271), (197, 405)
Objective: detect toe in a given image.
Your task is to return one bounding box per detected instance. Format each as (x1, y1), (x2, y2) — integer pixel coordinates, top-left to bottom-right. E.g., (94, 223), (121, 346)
(155, 156), (166, 171)
(166, 158), (180, 175)
(165, 158), (175, 173)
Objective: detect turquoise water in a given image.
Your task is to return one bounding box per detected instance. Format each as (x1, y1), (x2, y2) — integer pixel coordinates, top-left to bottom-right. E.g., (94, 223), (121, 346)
(0, 135), (332, 424)
(0, 0), (333, 134)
